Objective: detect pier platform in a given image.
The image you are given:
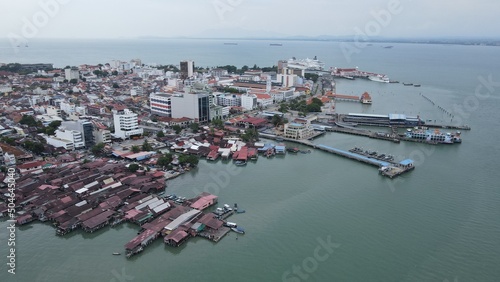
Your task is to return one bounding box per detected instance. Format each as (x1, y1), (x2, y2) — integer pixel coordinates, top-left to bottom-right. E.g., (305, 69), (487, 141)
(315, 144), (414, 178)
(259, 133), (414, 178)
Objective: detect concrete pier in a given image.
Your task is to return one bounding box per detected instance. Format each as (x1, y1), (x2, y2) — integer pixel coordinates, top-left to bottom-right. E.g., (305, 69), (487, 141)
(259, 134), (414, 178)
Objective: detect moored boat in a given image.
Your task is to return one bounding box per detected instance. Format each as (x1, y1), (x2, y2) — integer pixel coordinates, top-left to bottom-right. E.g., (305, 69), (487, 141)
(234, 160), (247, 166)
(231, 227), (245, 234)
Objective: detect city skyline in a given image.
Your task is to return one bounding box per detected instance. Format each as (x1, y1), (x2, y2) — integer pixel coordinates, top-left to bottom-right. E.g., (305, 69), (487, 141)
(1, 0), (500, 40)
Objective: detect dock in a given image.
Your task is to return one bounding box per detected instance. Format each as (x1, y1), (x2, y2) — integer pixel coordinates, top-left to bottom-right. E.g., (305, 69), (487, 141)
(338, 113), (471, 131)
(259, 133), (414, 178)
(424, 124), (471, 130)
(315, 145), (414, 178)
(326, 124), (400, 143)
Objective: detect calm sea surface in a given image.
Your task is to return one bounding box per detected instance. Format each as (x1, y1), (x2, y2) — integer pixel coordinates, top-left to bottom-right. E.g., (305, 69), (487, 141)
(1, 39), (500, 282)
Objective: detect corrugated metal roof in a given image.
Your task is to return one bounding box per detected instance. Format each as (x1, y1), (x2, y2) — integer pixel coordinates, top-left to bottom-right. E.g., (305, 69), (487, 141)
(165, 209), (200, 231)
(135, 197), (160, 211)
(153, 202), (171, 214)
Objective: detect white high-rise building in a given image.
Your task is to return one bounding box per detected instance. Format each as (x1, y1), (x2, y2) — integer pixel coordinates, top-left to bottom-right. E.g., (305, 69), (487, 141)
(112, 108), (143, 139)
(241, 93), (257, 110)
(65, 67), (79, 81)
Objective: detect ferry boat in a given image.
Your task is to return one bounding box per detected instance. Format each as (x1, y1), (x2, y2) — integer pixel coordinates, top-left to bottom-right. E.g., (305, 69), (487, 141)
(368, 75), (389, 83)
(405, 128), (461, 144)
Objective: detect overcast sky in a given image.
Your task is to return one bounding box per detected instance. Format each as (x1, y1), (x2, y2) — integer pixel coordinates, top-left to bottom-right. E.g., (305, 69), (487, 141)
(1, 0), (499, 39)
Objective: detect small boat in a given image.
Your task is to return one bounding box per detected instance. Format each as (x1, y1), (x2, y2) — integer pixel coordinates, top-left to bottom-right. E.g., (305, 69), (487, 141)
(270, 43), (282, 46)
(236, 210), (246, 214)
(234, 160), (247, 166)
(231, 227), (245, 234)
(413, 84), (421, 87)
(112, 252), (121, 255)
(341, 76), (355, 80)
(403, 83), (413, 86)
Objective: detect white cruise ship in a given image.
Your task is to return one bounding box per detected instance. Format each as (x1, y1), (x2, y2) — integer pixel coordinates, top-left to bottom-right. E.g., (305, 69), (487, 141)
(368, 75), (390, 83)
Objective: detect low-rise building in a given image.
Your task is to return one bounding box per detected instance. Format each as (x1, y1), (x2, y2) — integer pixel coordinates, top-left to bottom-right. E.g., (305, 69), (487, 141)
(254, 93), (273, 108)
(45, 136), (75, 150)
(284, 122), (315, 140)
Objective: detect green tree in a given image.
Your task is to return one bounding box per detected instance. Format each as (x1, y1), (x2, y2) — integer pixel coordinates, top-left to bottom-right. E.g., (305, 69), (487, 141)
(189, 123), (199, 133)
(306, 103), (321, 112)
(172, 125), (182, 134)
(261, 65), (277, 72)
(278, 103), (289, 113)
(1, 137), (16, 146)
(22, 141), (45, 155)
(240, 128), (259, 142)
(69, 78), (78, 84)
(142, 140), (153, 151)
(178, 154), (199, 167)
(112, 83), (119, 88)
(131, 145), (140, 153)
(212, 119), (224, 129)
(310, 97), (324, 106)
(44, 120), (62, 135)
(272, 114), (285, 127)
(128, 163), (140, 172)
(157, 131), (165, 138)
(91, 143), (105, 155)
(19, 115), (38, 126)
(304, 73), (319, 83)
(112, 70), (119, 76)
(157, 153), (173, 167)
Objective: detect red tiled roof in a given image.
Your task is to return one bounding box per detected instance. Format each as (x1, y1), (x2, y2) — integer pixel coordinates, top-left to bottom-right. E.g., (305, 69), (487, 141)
(17, 161), (45, 170)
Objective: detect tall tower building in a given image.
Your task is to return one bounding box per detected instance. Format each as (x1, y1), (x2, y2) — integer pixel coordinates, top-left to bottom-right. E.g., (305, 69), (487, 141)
(180, 60), (194, 79)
